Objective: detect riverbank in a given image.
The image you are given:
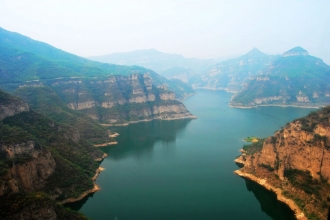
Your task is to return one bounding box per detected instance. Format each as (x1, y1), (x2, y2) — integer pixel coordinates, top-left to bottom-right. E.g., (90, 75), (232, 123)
(94, 142), (118, 147)
(229, 102), (321, 109)
(94, 153), (108, 162)
(101, 115), (197, 127)
(60, 167), (105, 205)
(234, 158), (307, 220)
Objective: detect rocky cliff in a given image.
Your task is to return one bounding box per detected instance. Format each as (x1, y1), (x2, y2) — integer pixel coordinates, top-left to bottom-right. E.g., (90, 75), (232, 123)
(0, 90), (29, 120)
(0, 90), (105, 219)
(0, 142), (56, 195)
(235, 106), (330, 219)
(19, 73), (195, 125)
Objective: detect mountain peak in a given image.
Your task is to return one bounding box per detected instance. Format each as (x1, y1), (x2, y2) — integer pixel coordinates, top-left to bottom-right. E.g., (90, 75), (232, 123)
(282, 46), (309, 57)
(244, 48), (267, 57)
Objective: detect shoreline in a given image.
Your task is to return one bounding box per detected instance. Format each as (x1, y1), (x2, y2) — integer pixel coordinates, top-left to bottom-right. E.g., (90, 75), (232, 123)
(101, 115), (197, 127)
(60, 166), (105, 205)
(234, 167), (307, 220)
(229, 103), (321, 109)
(94, 142), (118, 147)
(94, 133), (120, 147)
(94, 153), (108, 162)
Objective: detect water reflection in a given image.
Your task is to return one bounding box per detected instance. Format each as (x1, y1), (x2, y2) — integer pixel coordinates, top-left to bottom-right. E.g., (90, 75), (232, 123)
(102, 119), (192, 161)
(244, 178), (296, 220)
(64, 193), (94, 211)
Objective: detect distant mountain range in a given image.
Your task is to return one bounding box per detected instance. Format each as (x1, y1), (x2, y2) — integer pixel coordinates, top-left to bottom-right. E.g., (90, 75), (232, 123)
(192, 48), (280, 92)
(89, 46), (330, 108)
(89, 49), (218, 77)
(230, 47), (330, 107)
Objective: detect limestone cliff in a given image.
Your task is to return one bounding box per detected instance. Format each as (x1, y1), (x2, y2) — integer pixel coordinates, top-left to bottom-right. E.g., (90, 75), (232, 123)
(235, 106), (330, 219)
(0, 142), (56, 196)
(47, 73), (195, 124)
(0, 90), (105, 219)
(0, 90), (29, 120)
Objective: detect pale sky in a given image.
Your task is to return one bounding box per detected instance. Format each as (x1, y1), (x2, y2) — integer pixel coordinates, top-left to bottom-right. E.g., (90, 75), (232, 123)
(1, 0), (330, 64)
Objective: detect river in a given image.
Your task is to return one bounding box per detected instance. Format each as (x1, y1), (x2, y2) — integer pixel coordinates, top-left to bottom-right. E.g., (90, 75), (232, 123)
(68, 90), (314, 220)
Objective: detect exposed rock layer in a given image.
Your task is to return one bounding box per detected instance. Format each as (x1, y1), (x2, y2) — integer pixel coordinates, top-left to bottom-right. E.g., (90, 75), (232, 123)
(235, 106), (330, 219)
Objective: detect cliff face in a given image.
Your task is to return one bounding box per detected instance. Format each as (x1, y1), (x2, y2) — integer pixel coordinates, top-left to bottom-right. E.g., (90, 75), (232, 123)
(0, 142), (56, 195)
(0, 90), (29, 120)
(0, 90), (104, 219)
(235, 106), (330, 219)
(44, 73), (195, 124)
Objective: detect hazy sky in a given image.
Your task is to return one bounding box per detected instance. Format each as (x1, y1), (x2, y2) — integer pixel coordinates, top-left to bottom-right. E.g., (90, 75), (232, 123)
(1, 0), (330, 63)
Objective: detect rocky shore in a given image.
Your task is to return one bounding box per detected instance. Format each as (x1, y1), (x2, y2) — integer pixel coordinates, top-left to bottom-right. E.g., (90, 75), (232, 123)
(101, 114), (197, 126)
(60, 167), (105, 204)
(234, 163), (307, 220)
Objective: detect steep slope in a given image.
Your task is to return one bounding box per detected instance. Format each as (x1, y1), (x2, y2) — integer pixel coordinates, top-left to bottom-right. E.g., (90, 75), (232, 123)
(231, 47), (330, 107)
(13, 86), (114, 144)
(0, 27), (194, 122)
(235, 106), (330, 219)
(0, 90), (105, 219)
(13, 73), (195, 125)
(193, 48), (279, 92)
(0, 27), (192, 99)
(0, 89), (29, 120)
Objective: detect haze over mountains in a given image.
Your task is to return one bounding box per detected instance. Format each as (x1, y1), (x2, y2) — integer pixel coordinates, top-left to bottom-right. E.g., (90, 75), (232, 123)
(92, 45), (330, 108)
(1, 25), (330, 220)
(193, 48), (280, 92)
(231, 47), (330, 107)
(0, 26), (197, 218)
(0, 27), (195, 124)
(89, 49), (219, 76)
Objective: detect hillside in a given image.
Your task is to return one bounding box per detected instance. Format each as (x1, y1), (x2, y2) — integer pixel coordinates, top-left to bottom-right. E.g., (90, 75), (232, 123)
(0, 27), (194, 123)
(193, 48), (279, 92)
(231, 47), (330, 107)
(13, 86), (114, 144)
(0, 89), (105, 219)
(235, 106), (330, 219)
(0, 27), (193, 99)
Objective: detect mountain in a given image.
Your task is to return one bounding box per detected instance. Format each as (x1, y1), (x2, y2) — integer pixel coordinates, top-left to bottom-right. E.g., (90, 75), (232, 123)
(235, 106), (330, 219)
(0, 89), (105, 219)
(193, 48), (279, 92)
(231, 47), (330, 107)
(12, 86), (115, 144)
(89, 49), (217, 76)
(0, 27), (193, 99)
(0, 27), (194, 123)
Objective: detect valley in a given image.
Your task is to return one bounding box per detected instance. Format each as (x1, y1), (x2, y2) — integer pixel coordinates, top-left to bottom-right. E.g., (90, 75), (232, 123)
(0, 25), (330, 220)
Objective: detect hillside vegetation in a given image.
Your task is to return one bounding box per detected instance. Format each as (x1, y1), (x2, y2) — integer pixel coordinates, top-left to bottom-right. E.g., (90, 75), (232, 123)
(0, 89), (105, 219)
(231, 47), (330, 107)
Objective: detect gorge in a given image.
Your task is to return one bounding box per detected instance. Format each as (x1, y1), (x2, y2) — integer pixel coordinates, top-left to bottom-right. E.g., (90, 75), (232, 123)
(1, 26), (330, 220)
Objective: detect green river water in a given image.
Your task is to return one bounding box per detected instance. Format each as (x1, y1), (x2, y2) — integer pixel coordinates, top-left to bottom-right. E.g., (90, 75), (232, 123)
(69, 90), (314, 220)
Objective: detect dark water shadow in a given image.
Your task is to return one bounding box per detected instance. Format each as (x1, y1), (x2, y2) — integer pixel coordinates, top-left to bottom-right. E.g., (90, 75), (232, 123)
(101, 119), (192, 161)
(63, 192), (95, 211)
(244, 178), (296, 220)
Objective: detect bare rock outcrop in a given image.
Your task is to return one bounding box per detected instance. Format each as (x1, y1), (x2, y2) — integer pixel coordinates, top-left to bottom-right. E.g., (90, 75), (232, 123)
(0, 93), (29, 120)
(235, 106), (330, 219)
(0, 142), (56, 196)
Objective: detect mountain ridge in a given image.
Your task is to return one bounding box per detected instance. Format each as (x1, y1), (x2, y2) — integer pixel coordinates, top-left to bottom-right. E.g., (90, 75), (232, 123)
(192, 48), (280, 92)
(230, 47), (330, 107)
